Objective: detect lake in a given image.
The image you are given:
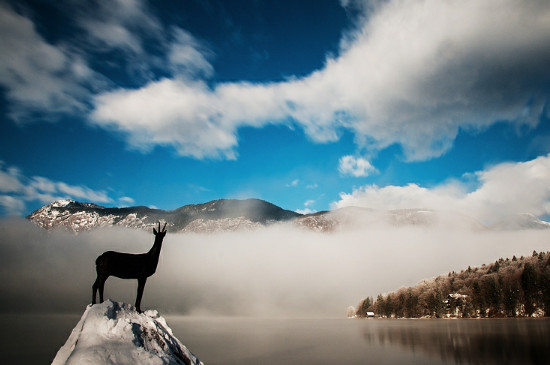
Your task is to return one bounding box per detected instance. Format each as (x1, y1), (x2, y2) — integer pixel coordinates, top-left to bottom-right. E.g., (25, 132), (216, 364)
(170, 317), (550, 365)
(2, 315), (549, 364)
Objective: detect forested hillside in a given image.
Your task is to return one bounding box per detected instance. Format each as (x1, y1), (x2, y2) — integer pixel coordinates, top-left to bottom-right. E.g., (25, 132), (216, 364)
(356, 251), (550, 318)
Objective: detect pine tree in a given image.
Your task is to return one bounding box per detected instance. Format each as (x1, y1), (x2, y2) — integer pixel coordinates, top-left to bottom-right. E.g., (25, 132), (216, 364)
(521, 263), (538, 316)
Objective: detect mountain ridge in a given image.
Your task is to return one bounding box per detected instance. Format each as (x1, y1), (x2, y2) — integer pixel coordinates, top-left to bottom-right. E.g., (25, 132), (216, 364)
(27, 198), (302, 233)
(27, 199), (550, 233)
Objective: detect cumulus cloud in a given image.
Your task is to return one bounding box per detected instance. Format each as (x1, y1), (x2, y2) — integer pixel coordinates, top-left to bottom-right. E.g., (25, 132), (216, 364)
(92, 78), (293, 158)
(90, 0), (550, 161)
(2, 0), (549, 162)
(338, 155), (377, 177)
(0, 0), (215, 124)
(0, 162), (123, 216)
(333, 154), (550, 225)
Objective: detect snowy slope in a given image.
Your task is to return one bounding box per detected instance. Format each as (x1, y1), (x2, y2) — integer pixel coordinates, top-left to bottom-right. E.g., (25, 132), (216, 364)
(52, 300), (202, 365)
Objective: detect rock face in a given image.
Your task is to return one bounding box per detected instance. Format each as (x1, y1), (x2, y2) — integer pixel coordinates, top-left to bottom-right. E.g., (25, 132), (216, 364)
(52, 300), (202, 365)
(27, 198), (301, 233)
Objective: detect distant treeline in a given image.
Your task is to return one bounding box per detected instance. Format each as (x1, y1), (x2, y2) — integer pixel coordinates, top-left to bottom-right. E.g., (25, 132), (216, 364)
(356, 251), (550, 318)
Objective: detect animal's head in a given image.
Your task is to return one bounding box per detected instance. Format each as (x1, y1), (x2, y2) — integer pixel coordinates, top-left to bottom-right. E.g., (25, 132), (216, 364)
(153, 222), (167, 239)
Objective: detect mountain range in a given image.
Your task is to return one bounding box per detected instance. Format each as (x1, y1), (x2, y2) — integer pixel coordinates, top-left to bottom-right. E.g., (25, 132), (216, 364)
(27, 198), (300, 233)
(27, 199), (550, 233)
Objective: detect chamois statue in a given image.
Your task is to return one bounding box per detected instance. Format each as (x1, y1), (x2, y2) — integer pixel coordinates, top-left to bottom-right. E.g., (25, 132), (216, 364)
(92, 222), (167, 313)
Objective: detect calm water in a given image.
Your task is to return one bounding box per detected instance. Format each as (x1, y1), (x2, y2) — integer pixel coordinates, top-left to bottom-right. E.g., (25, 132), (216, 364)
(170, 317), (550, 365)
(2, 315), (549, 364)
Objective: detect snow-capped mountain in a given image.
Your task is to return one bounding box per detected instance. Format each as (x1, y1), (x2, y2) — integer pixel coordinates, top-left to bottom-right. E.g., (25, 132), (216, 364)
(27, 199), (550, 233)
(52, 300), (202, 365)
(27, 198), (301, 233)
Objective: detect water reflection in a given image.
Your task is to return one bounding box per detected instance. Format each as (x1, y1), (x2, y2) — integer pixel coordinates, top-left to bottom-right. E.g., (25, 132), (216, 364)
(14, 315), (548, 365)
(362, 319), (550, 365)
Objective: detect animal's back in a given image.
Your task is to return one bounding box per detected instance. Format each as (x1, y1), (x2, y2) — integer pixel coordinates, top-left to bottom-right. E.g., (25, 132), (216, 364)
(96, 251), (148, 278)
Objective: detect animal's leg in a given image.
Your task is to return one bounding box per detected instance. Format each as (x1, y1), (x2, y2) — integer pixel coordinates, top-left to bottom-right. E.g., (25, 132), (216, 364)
(98, 277), (106, 303)
(136, 277), (147, 313)
(92, 276), (100, 304)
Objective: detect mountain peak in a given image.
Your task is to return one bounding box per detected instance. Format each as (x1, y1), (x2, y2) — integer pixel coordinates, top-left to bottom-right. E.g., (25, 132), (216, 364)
(50, 199), (74, 208)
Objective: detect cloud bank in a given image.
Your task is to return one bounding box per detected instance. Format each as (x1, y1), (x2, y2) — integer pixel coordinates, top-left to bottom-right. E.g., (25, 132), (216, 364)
(1, 219), (549, 317)
(333, 154), (550, 225)
(90, 0), (550, 160)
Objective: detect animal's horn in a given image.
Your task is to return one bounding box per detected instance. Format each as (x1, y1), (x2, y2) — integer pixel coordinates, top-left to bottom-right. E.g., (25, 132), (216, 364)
(162, 222), (167, 232)
(158, 221), (161, 232)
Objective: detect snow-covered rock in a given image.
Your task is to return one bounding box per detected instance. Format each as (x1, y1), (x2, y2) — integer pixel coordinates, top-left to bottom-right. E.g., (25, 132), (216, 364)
(181, 217), (263, 233)
(52, 300), (202, 365)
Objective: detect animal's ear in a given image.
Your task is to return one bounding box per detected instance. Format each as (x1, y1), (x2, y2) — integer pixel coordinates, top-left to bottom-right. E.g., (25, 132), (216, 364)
(153, 228), (158, 235)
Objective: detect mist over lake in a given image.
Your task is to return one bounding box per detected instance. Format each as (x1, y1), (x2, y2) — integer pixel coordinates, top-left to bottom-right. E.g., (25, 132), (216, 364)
(2, 217), (550, 364)
(2, 218), (549, 316)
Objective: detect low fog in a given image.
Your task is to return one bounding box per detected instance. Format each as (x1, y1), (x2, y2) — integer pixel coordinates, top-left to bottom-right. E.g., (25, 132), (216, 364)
(1, 218), (549, 317)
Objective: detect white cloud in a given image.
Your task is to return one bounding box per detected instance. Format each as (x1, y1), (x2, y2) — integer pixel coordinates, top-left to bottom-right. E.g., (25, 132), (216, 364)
(0, 0), (215, 124)
(89, 0), (550, 160)
(0, 163), (126, 216)
(0, 195), (25, 216)
(286, 179), (300, 188)
(0, 3), (96, 120)
(332, 154), (550, 224)
(119, 196), (136, 206)
(56, 182), (112, 203)
(92, 79), (238, 159)
(338, 155), (377, 177)
(75, 0), (216, 82)
(169, 28), (214, 78)
(296, 199), (317, 214)
(76, 0), (161, 55)
(0, 163), (24, 193)
(2, 0), (548, 160)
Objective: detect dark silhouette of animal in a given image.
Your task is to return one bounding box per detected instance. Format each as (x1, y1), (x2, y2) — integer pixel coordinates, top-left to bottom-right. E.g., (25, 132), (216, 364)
(92, 222), (167, 313)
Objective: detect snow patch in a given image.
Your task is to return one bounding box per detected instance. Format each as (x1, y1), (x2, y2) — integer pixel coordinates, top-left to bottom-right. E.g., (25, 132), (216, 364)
(52, 300), (202, 365)
(51, 199), (74, 208)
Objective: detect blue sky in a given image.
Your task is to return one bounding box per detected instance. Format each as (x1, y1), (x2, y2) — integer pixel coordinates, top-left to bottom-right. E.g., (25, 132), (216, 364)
(1, 0), (550, 224)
